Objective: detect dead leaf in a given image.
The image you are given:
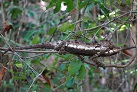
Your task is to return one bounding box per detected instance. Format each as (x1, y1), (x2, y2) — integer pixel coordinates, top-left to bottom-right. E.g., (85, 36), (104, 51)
(37, 75), (46, 83)
(3, 21), (13, 33)
(42, 70), (51, 86)
(122, 49), (132, 56)
(3, 21), (7, 28)
(0, 65), (6, 86)
(38, 70), (55, 91)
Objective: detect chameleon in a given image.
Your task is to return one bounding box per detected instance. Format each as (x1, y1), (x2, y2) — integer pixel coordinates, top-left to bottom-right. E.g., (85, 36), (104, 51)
(15, 40), (135, 57)
(14, 40), (136, 68)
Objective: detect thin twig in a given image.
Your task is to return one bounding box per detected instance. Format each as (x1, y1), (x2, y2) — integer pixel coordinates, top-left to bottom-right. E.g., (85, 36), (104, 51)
(0, 47), (58, 53)
(1, 1), (5, 22)
(133, 83), (137, 92)
(105, 52), (137, 68)
(26, 67), (55, 92)
(77, 55), (96, 66)
(21, 53), (45, 59)
(26, 68), (45, 92)
(84, 11), (136, 31)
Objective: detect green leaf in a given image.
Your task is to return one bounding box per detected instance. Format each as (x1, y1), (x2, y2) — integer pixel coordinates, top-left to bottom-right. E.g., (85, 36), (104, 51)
(32, 35), (39, 44)
(99, 3), (109, 17)
(87, 29), (103, 37)
(126, 0), (131, 5)
(27, 10), (34, 17)
(25, 60), (31, 66)
(15, 62), (23, 68)
(13, 0), (19, 5)
(77, 65), (86, 79)
(64, 0), (74, 11)
(46, 0), (56, 10)
(10, 6), (22, 19)
(119, 25), (126, 31)
(23, 29), (36, 40)
(48, 27), (56, 35)
(26, 10), (38, 20)
(66, 76), (75, 87)
(79, 1), (88, 9)
(68, 60), (82, 76)
(59, 63), (66, 71)
(13, 76), (25, 80)
(59, 22), (74, 32)
(117, 0), (121, 5)
(54, 0), (61, 13)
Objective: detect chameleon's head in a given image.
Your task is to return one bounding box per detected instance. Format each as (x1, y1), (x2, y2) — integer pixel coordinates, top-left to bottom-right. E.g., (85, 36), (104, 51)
(99, 40), (119, 49)
(105, 46), (120, 56)
(99, 40), (113, 47)
(99, 40), (120, 56)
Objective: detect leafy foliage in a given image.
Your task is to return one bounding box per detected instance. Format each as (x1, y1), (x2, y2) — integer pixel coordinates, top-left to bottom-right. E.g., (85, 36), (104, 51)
(0, 0), (136, 92)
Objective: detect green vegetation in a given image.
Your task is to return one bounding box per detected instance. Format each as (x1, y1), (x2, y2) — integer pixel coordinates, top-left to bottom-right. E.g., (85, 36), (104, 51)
(0, 0), (137, 92)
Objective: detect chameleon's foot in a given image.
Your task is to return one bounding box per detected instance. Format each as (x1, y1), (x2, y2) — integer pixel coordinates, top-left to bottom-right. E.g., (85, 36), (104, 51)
(58, 50), (66, 55)
(54, 41), (66, 55)
(94, 62), (106, 69)
(92, 58), (106, 69)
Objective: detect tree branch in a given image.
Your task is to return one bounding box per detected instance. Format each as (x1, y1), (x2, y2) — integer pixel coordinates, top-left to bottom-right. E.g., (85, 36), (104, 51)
(0, 47), (58, 54)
